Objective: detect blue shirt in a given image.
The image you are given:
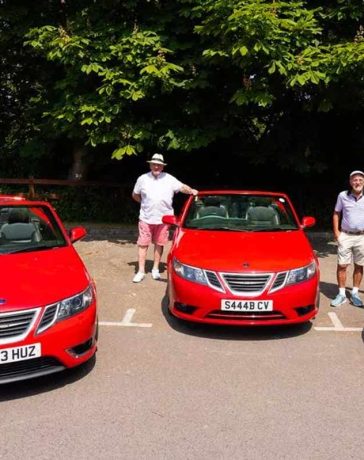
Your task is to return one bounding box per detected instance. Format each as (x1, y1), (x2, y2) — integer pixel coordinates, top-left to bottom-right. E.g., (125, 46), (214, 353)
(335, 190), (364, 232)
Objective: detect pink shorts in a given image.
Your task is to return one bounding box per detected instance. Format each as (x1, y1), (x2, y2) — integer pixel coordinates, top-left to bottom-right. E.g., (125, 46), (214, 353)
(137, 221), (169, 246)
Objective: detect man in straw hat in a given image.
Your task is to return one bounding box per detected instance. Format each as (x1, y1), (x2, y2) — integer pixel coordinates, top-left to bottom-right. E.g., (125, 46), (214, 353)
(331, 170), (364, 307)
(132, 153), (198, 283)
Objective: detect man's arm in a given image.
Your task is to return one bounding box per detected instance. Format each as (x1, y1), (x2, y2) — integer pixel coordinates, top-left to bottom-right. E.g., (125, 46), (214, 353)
(132, 192), (141, 203)
(180, 184), (198, 196)
(333, 211), (341, 240)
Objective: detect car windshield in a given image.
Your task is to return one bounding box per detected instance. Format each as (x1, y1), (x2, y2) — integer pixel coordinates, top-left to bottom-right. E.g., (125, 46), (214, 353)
(183, 194), (299, 231)
(0, 205), (67, 254)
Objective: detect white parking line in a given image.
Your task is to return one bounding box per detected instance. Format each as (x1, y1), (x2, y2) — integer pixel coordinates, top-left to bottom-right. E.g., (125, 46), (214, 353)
(314, 312), (363, 332)
(99, 308), (152, 328)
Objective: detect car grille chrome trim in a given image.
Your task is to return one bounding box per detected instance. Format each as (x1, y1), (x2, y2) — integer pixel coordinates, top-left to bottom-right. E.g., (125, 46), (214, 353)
(204, 270), (225, 292)
(37, 303), (59, 334)
(221, 272), (272, 296)
(0, 308), (41, 345)
(269, 272), (288, 293)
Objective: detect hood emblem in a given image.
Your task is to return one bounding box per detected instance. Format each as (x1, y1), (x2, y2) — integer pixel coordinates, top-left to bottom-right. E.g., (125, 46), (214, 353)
(243, 262), (250, 268)
(0, 299), (6, 305)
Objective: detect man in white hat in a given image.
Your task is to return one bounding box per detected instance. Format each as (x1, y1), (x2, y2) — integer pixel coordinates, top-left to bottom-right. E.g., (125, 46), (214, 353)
(331, 170), (364, 307)
(131, 153), (198, 283)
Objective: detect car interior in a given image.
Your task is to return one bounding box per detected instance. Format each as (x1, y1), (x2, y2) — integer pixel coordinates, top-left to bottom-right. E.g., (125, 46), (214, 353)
(0, 206), (67, 247)
(184, 195), (296, 230)
(0, 208), (41, 243)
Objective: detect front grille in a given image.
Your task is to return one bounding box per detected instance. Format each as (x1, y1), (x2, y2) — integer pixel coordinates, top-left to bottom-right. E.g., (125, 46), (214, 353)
(0, 309), (39, 343)
(37, 304), (58, 333)
(206, 310), (286, 321)
(205, 271), (223, 291)
(270, 272), (287, 291)
(0, 357), (65, 384)
(222, 273), (272, 295)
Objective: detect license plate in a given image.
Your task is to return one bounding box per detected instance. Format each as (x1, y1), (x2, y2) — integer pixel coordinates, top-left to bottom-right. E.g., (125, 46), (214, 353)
(0, 343), (41, 364)
(221, 300), (273, 312)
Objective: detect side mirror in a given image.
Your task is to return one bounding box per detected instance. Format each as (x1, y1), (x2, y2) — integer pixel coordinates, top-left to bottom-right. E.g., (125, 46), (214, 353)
(69, 226), (87, 243)
(301, 216), (316, 229)
(162, 215), (179, 226)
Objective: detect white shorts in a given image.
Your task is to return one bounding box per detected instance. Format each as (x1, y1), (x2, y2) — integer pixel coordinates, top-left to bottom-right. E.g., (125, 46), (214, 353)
(337, 232), (364, 266)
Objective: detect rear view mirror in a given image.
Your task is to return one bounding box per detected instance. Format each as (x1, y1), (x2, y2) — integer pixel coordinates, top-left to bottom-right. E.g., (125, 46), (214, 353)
(69, 226), (87, 243)
(301, 216), (316, 229)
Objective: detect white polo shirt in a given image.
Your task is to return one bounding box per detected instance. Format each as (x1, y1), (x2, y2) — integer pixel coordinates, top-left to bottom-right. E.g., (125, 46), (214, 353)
(133, 172), (183, 224)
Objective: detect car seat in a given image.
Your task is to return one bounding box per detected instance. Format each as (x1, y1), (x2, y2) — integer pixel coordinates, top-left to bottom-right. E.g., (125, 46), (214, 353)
(198, 197), (228, 218)
(246, 206), (279, 227)
(0, 208), (39, 243)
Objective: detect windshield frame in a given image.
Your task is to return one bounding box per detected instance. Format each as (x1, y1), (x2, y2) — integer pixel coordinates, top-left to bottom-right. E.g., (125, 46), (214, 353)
(181, 191), (300, 232)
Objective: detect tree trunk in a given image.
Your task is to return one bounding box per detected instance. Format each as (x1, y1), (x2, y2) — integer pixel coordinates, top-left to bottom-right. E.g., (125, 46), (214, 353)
(68, 144), (88, 180)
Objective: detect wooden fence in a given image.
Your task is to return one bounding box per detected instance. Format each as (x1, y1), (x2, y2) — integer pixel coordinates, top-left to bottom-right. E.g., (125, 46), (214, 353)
(0, 177), (122, 199)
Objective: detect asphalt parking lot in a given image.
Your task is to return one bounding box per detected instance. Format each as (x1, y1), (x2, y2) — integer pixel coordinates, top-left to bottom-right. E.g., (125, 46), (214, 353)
(1, 228), (364, 460)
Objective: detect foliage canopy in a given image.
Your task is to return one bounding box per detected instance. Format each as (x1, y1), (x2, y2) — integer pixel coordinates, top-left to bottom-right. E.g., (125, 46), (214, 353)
(1, 0), (364, 176)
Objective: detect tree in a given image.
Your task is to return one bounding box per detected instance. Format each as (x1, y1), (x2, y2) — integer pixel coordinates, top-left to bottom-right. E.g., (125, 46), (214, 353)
(1, 0), (364, 179)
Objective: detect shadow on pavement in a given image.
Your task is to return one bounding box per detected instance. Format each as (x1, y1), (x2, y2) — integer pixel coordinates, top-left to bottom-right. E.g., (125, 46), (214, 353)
(0, 355), (96, 402)
(127, 260), (167, 275)
(320, 281), (338, 300)
(161, 291), (312, 341)
(310, 238), (337, 258)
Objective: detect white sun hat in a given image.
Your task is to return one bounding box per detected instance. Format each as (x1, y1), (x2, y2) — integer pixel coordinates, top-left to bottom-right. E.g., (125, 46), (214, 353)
(147, 153), (167, 165)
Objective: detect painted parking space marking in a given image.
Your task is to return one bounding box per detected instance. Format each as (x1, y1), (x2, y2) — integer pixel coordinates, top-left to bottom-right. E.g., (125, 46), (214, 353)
(314, 312), (363, 332)
(99, 310), (361, 332)
(100, 308), (152, 328)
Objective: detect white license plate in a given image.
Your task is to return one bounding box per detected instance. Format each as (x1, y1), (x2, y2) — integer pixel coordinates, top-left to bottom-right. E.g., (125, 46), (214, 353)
(0, 343), (41, 364)
(221, 300), (273, 312)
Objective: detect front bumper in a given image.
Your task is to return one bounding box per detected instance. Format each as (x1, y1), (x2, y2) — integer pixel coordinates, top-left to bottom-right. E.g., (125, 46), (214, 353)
(0, 303), (97, 384)
(168, 271), (319, 326)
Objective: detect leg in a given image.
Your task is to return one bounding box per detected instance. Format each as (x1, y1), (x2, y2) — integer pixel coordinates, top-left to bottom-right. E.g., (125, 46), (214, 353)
(336, 232), (352, 291)
(337, 264), (348, 288)
(351, 264), (364, 306)
(331, 264), (348, 306)
(353, 263), (363, 288)
(138, 245), (148, 273)
(153, 244), (163, 271)
(133, 221), (152, 282)
(152, 223), (169, 272)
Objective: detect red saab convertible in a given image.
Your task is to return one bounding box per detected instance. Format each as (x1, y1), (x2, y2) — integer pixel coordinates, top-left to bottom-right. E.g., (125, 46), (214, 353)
(163, 191), (319, 326)
(0, 195), (97, 383)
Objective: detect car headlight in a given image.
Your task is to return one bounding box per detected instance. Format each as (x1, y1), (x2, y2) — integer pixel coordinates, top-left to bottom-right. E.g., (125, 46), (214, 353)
(173, 258), (208, 285)
(286, 262), (316, 285)
(57, 286), (94, 320)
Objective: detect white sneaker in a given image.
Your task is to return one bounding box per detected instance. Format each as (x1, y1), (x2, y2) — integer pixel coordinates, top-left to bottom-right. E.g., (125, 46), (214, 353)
(133, 272), (145, 283)
(151, 269), (161, 280)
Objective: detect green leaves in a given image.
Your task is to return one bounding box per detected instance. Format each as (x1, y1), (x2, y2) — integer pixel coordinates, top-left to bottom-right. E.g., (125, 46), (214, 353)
(3, 0), (364, 174)
(24, 19), (189, 159)
(112, 145), (136, 159)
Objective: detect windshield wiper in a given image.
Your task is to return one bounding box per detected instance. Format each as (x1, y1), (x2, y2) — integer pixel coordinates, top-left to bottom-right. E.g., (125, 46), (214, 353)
(6, 244), (60, 254)
(250, 227), (297, 232)
(187, 226), (253, 232)
(210, 227), (253, 232)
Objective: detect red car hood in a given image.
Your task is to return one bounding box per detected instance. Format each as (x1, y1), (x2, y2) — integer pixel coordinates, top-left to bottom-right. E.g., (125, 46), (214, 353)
(174, 229), (315, 272)
(0, 246), (90, 310)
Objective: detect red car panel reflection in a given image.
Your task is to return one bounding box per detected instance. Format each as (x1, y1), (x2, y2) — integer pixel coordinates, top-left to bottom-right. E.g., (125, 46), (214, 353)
(163, 191), (319, 326)
(0, 195), (97, 383)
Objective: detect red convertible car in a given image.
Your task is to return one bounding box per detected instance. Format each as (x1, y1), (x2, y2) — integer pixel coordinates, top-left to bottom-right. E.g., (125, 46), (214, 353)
(0, 195), (97, 383)
(163, 191), (319, 326)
